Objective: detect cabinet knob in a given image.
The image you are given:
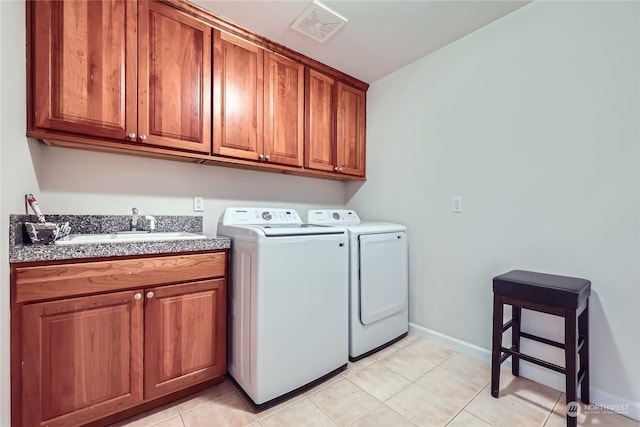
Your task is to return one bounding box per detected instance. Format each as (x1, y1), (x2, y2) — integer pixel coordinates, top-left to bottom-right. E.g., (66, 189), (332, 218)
(338, 167), (343, 173)
(146, 291), (155, 299)
(258, 153), (264, 160)
(264, 155), (270, 161)
(334, 166), (340, 172)
(128, 132), (136, 139)
(139, 134), (147, 141)
(134, 293), (142, 300)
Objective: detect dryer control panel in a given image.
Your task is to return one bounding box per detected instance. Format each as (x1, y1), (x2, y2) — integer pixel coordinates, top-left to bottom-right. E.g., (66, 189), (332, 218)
(308, 209), (361, 225)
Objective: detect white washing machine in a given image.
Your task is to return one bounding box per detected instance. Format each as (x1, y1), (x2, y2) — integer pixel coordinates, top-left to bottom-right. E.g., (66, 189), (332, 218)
(308, 209), (408, 361)
(218, 207), (349, 406)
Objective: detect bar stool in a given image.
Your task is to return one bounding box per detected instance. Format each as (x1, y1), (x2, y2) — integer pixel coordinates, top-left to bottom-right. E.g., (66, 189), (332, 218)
(491, 270), (590, 427)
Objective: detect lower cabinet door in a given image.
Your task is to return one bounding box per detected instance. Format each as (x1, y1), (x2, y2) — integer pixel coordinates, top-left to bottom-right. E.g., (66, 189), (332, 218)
(144, 279), (227, 398)
(21, 290), (144, 427)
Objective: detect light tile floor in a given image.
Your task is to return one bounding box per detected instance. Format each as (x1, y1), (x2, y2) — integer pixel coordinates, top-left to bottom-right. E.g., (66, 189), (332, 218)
(112, 335), (639, 427)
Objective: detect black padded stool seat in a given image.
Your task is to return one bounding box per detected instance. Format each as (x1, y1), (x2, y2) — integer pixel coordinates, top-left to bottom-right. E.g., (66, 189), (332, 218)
(491, 270), (590, 427)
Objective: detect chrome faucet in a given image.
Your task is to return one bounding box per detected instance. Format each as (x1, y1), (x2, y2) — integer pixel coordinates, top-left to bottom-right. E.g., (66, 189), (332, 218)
(131, 208), (139, 231)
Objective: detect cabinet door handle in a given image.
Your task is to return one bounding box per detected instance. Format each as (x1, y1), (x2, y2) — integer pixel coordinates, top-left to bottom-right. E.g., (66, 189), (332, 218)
(334, 166), (340, 172)
(134, 292), (142, 300)
(128, 132), (136, 139)
(139, 134), (147, 141)
(146, 291), (155, 299)
(264, 155), (270, 161)
(338, 167), (343, 173)
(258, 153), (264, 160)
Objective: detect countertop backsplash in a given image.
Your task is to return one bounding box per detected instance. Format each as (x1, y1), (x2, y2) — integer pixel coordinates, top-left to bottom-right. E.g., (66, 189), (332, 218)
(10, 214), (203, 246)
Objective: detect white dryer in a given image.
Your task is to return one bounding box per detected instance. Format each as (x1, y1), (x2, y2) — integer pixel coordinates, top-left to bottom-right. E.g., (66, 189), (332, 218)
(218, 207), (349, 406)
(308, 209), (408, 360)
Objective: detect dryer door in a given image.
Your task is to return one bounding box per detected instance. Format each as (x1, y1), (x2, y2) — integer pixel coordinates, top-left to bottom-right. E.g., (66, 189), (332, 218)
(359, 232), (408, 325)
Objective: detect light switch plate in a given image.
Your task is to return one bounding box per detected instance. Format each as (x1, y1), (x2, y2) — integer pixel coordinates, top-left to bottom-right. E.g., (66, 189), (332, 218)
(193, 196), (204, 212)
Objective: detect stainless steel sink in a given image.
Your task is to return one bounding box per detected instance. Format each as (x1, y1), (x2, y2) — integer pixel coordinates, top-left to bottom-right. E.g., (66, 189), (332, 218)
(54, 231), (207, 245)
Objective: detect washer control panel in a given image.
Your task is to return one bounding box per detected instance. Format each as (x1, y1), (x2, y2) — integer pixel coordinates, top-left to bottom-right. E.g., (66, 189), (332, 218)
(308, 209), (361, 225)
(222, 208), (302, 225)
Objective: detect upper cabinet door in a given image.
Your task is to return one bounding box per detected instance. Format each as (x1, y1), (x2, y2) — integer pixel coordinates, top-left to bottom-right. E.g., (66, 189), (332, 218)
(304, 69), (336, 172)
(263, 52), (304, 167)
(31, 0), (137, 140)
(336, 82), (366, 177)
(137, 1), (212, 153)
(213, 31), (264, 160)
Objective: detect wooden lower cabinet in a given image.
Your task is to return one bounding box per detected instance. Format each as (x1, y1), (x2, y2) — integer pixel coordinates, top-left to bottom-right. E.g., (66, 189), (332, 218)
(21, 290), (144, 427)
(12, 252), (227, 427)
(145, 279), (226, 399)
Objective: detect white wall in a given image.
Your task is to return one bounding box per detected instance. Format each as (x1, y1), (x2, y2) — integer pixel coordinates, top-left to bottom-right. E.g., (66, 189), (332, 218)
(347, 0), (640, 417)
(0, 1), (345, 425)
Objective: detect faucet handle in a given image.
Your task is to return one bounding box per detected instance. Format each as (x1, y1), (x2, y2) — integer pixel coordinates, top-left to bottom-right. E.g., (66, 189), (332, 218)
(132, 207), (138, 215)
(145, 215), (157, 232)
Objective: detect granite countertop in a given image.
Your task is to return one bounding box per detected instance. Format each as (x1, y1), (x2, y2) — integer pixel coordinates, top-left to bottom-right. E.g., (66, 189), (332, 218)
(9, 214), (230, 264)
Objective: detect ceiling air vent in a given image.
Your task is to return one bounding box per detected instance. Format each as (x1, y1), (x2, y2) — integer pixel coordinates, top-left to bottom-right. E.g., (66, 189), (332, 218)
(290, 1), (348, 44)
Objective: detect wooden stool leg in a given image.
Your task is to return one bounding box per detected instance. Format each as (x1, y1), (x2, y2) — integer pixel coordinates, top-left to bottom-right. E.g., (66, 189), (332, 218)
(565, 308), (578, 427)
(512, 306), (521, 377)
(491, 294), (504, 398)
(579, 301), (590, 403)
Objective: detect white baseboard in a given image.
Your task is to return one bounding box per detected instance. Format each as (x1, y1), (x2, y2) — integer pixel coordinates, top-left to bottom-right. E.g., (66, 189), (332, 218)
(408, 322), (640, 421)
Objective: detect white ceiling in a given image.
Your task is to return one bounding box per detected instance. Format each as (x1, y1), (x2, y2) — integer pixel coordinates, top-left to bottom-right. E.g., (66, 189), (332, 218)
(191, 0), (531, 84)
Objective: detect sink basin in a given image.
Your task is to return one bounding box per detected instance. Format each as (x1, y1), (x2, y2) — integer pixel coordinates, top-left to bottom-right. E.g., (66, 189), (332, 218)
(54, 232), (207, 245)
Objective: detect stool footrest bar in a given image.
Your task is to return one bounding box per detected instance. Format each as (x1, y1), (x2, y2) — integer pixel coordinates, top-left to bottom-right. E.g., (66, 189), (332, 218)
(499, 352), (510, 364)
(520, 331), (565, 349)
(500, 346), (566, 374)
(578, 368), (586, 385)
(502, 319), (514, 332)
(577, 336), (585, 353)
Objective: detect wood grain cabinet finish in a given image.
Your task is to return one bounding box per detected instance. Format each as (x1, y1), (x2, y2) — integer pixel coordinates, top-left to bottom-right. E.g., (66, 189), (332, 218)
(305, 70), (366, 177)
(30, 0), (137, 140)
(263, 51), (304, 167)
(29, 0), (212, 153)
(305, 69), (336, 173)
(213, 32), (304, 167)
(336, 82), (366, 177)
(212, 31), (264, 161)
(138, 0), (212, 153)
(21, 290), (144, 427)
(27, 0), (366, 179)
(12, 251), (227, 427)
(145, 279), (226, 399)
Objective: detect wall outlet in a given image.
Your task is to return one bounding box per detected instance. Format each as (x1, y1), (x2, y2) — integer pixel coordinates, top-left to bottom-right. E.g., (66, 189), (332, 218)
(452, 196), (463, 213)
(193, 196), (204, 212)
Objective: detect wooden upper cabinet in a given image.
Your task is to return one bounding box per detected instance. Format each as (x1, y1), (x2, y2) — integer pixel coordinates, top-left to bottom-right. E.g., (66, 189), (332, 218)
(21, 290), (143, 427)
(336, 82), (366, 177)
(138, 1), (212, 153)
(306, 70), (366, 177)
(213, 31), (264, 160)
(305, 69), (336, 172)
(144, 279), (226, 399)
(27, 0), (366, 179)
(30, 0), (137, 140)
(264, 51), (304, 167)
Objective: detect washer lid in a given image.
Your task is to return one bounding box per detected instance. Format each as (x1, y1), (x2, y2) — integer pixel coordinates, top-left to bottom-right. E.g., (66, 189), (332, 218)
(250, 223), (345, 237)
